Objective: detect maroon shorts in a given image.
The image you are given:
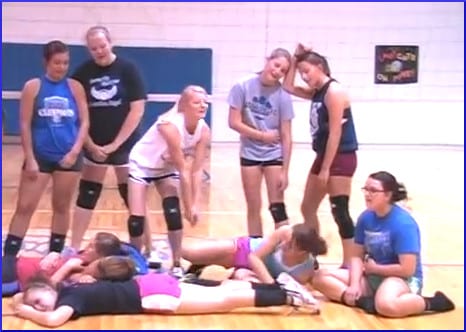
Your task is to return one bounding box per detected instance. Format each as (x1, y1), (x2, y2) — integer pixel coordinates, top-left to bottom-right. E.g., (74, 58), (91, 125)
(311, 151), (357, 177)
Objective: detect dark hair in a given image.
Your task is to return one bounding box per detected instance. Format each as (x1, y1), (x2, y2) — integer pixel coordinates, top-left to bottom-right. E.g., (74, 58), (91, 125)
(97, 256), (136, 281)
(94, 232), (122, 257)
(291, 223), (328, 256)
(369, 171), (408, 203)
(295, 51), (331, 76)
(86, 25), (112, 42)
(43, 40), (69, 62)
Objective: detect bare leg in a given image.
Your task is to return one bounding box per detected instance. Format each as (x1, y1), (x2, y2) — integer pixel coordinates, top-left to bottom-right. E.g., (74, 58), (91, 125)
(312, 268), (371, 304)
(328, 176), (354, 267)
(263, 166), (289, 229)
(375, 278), (428, 317)
(300, 170), (326, 234)
(70, 164), (107, 249)
(181, 238), (237, 267)
(241, 166), (264, 237)
(7, 171), (51, 237)
(127, 178), (148, 250)
(49, 171), (80, 252)
(155, 177), (182, 267)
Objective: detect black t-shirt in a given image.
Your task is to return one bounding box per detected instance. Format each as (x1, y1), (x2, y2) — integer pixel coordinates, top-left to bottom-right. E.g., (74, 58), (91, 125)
(72, 57), (147, 150)
(56, 279), (143, 319)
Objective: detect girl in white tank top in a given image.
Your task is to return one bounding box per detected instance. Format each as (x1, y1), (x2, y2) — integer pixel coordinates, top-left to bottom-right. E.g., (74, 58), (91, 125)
(126, 86), (211, 279)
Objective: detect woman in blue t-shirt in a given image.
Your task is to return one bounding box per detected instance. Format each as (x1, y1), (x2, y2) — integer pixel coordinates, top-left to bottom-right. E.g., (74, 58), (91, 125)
(3, 40), (89, 257)
(312, 171), (455, 317)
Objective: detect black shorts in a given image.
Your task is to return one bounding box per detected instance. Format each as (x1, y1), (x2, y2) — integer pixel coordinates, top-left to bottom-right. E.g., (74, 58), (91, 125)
(24, 155), (83, 173)
(84, 147), (130, 166)
(240, 157), (283, 167)
(129, 173), (179, 186)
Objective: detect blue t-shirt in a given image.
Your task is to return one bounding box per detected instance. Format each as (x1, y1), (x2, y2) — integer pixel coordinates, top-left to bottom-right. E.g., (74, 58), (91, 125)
(32, 76), (79, 163)
(354, 204), (423, 281)
(227, 74), (294, 161)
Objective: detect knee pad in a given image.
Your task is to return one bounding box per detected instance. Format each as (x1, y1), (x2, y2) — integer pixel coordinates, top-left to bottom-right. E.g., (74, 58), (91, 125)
(269, 202), (288, 224)
(127, 215), (145, 237)
(330, 196), (354, 239)
(162, 196), (183, 231)
(118, 183), (129, 207)
(76, 180), (103, 210)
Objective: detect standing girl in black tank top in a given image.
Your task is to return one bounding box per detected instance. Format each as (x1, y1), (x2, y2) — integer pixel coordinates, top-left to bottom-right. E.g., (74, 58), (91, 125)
(283, 43), (359, 268)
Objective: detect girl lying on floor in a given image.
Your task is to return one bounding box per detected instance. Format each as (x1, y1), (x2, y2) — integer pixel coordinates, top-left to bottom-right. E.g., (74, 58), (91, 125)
(10, 256), (319, 327)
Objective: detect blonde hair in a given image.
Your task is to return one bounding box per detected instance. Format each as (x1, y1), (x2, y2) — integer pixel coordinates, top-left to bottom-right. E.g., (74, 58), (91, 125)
(158, 85), (207, 120)
(85, 25), (112, 43)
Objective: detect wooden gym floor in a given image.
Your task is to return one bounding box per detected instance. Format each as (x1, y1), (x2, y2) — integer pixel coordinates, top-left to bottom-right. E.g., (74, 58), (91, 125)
(1, 142), (464, 329)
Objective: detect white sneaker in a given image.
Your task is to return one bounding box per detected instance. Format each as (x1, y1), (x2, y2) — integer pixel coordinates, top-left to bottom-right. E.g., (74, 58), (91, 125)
(277, 272), (319, 307)
(145, 251), (163, 270)
(170, 266), (185, 279)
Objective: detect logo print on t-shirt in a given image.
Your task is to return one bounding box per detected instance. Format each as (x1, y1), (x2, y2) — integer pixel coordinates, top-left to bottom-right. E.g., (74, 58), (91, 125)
(364, 230), (394, 261)
(89, 76), (122, 107)
(244, 96), (276, 131)
(310, 102), (321, 136)
(38, 96), (75, 125)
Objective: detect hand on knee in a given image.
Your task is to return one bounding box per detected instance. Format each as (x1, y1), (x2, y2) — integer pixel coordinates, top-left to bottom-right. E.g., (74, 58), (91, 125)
(330, 196), (354, 239)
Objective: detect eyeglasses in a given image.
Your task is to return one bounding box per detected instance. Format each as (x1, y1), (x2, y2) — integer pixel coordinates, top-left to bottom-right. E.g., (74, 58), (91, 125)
(361, 187), (386, 195)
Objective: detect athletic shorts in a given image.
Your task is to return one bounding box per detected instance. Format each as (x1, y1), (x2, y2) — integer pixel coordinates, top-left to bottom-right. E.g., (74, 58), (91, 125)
(310, 151), (357, 177)
(240, 157), (283, 167)
(366, 274), (423, 295)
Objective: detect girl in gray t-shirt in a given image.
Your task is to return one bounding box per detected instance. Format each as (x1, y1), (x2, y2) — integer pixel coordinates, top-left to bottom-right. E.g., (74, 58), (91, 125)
(227, 48), (295, 237)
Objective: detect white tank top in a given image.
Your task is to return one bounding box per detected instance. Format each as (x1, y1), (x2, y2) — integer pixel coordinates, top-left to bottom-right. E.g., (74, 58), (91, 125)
(129, 112), (207, 172)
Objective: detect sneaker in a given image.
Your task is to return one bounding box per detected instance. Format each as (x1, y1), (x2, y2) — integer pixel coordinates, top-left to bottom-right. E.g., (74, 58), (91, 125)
(286, 290), (320, 315)
(146, 251), (162, 270)
(277, 272), (319, 306)
(170, 266), (185, 279)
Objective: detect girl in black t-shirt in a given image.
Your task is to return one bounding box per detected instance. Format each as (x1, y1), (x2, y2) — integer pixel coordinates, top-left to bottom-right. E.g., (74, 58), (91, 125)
(11, 259), (319, 327)
(69, 26), (153, 257)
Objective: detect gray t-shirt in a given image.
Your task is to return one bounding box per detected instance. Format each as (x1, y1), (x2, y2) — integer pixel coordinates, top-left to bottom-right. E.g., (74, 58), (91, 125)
(227, 74), (294, 161)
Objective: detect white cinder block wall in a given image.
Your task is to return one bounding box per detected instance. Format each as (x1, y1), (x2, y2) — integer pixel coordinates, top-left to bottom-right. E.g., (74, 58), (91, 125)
(2, 2), (464, 145)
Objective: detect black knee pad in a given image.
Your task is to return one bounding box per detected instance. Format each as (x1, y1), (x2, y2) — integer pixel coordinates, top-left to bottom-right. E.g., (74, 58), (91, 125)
(76, 180), (103, 210)
(162, 196), (182, 231)
(269, 202), (288, 224)
(127, 215), (145, 237)
(330, 196), (354, 239)
(118, 183), (129, 207)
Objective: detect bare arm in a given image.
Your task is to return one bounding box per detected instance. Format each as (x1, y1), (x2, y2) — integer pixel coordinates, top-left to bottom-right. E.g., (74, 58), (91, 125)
(228, 106), (263, 140)
(319, 84), (346, 173)
(366, 254), (417, 278)
(158, 122), (192, 214)
(50, 258), (84, 285)
(248, 227), (290, 284)
(280, 119), (292, 174)
(68, 79), (89, 155)
(19, 79), (40, 161)
(190, 126), (211, 208)
(349, 244), (365, 287)
(282, 57), (316, 100)
(15, 304), (73, 328)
